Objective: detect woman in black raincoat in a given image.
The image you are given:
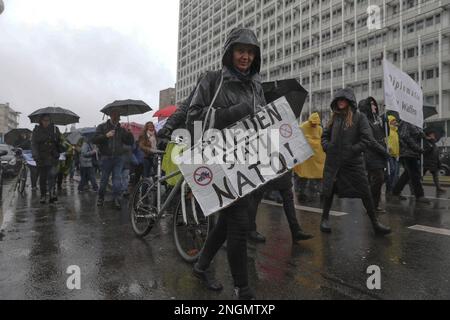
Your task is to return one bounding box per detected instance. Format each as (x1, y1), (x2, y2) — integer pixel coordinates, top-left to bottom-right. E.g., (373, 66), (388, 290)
(358, 97), (391, 212)
(187, 28), (266, 300)
(31, 115), (63, 204)
(320, 89), (391, 236)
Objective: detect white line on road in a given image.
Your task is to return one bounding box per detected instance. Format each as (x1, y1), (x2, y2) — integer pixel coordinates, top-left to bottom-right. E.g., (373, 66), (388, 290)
(408, 225), (450, 236)
(262, 200), (349, 217)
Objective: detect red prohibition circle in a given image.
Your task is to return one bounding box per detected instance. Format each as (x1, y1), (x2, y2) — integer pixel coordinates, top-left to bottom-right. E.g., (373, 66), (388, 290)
(279, 124), (293, 138)
(194, 167), (213, 186)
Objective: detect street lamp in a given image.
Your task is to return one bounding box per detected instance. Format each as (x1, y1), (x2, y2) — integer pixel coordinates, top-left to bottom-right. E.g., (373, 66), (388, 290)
(0, 0), (4, 15)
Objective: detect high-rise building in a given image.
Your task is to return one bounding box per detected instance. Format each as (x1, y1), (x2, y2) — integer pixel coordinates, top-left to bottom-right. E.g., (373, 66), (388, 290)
(159, 87), (176, 109)
(0, 103), (20, 144)
(176, 0), (450, 147)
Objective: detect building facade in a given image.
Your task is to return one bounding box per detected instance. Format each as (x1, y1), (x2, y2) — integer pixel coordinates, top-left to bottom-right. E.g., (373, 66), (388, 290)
(0, 103), (20, 144)
(159, 87), (177, 109)
(176, 0), (450, 147)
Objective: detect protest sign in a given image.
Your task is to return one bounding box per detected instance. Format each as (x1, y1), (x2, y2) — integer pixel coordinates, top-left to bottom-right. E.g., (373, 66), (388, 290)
(177, 97), (313, 216)
(384, 59), (424, 128)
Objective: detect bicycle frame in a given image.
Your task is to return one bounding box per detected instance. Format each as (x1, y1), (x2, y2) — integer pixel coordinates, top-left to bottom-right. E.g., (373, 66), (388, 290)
(147, 155), (201, 225)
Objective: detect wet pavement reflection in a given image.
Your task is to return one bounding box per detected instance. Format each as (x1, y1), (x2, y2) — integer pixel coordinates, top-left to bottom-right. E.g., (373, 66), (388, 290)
(1, 178), (449, 300)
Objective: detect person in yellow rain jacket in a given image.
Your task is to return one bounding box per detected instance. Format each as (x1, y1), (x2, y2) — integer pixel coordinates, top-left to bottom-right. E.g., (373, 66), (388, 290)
(294, 112), (325, 203)
(386, 115), (400, 195)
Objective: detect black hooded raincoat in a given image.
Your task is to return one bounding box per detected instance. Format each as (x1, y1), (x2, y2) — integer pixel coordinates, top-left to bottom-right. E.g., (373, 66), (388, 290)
(321, 89), (373, 199)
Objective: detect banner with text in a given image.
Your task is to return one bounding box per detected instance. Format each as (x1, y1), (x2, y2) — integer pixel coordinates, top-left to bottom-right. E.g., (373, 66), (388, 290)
(384, 59), (424, 128)
(177, 97), (313, 216)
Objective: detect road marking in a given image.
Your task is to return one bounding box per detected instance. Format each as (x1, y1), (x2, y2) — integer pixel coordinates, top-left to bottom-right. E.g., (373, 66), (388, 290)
(408, 225), (450, 236)
(262, 200), (349, 217)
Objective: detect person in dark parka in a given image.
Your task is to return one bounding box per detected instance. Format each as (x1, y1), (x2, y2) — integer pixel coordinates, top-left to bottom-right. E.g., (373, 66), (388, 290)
(423, 131), (445, 193)
(392, 121), (430, 203)
(187, 28), (266, 300)
(320, 88), (391, 236)
(358, 97), (391, 212)
(31, 115), (63, 204)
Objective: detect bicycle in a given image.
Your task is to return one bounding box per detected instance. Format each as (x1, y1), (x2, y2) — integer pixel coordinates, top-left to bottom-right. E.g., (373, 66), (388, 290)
(129, 145), (213, 263)
(12, 149), (28, 196)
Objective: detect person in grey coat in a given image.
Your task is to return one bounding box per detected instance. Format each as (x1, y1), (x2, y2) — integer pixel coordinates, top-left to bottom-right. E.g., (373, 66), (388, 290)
(320, 88), (391, 236)
(78, 139), (99, 192)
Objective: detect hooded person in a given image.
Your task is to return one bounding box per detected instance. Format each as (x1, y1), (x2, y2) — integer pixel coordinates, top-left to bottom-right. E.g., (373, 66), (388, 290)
(358, 97), (391, 212)
(320, 88), (391, 236)
(392, 121), (430, 203)
(294, 112), (325, 202)
(386, 115), (400, 194)
(187, 28), (266, 300)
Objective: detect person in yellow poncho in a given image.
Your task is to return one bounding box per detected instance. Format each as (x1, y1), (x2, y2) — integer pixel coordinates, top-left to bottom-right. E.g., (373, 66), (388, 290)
(386, 115), (400, 195)
(294, 112), (325, 203)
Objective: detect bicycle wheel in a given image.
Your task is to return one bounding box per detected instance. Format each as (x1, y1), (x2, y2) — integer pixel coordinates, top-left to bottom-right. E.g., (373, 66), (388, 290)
(173, 193), (212, 263)
(130, 178), (158, 237)
(18, 166), (27, 195)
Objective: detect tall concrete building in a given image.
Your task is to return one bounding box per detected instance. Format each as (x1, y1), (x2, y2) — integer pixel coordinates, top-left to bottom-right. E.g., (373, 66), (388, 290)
(0, 103), (20, 144)
(176, 0), (450, 147)
(159, 87), (176, 109)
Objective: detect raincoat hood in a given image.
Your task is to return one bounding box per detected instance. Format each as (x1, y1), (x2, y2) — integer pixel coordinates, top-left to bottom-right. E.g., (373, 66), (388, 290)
(388, 115), (398, 132)
(309, 112), (321, 126)
(358, 97), (380, 121)
(222, 28), (261, 75)
(330, 88), (357, 113)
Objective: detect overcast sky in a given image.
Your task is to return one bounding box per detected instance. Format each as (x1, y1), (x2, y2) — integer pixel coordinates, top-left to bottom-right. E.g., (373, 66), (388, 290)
(0, 0), (179, 130)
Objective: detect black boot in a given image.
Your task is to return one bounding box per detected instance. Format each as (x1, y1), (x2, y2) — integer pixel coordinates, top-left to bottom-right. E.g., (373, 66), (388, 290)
(193, 263), (223, 292)
(233, 286), (255, 300)
(368, 212), (391, 236)
(292, 229), (314, 242)
(40, 195), (47, 204)
(248, 231), (266, 243)
(49, 190), (58, 204)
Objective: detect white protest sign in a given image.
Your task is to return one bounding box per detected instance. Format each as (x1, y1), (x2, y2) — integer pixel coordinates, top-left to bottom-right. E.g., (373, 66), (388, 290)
(177, 97), (313, 216)
(384, 59), (424, 128)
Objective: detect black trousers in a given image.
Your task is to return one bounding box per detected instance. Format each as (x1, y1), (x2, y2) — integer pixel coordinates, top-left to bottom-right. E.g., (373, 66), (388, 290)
(322, 183), (377, 220)
(38, 165), (58, 197)
(248, 173), (301, 235)
(424, 168), (441, 189)
(393, 157), (424, 198)
(368, 169), (385, 208)
(197, 198), (250, 288)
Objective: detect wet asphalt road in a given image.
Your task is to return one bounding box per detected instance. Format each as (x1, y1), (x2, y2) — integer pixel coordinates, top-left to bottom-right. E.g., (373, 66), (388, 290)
(1, 177), (449, 300)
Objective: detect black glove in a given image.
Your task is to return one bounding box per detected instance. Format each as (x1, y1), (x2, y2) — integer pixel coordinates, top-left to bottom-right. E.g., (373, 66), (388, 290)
(157, 137), (169, 151)
(157, 127), (172, 140)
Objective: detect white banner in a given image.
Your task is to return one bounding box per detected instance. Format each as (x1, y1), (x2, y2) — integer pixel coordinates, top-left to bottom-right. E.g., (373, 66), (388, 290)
(384, 59), (424, 128)
(177, 97), (313, 216)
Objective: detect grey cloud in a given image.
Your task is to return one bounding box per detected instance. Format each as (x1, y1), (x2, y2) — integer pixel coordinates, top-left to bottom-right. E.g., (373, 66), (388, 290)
(0, 22), (175, 128)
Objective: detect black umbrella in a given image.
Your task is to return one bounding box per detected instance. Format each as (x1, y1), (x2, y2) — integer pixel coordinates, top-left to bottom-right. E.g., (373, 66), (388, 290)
(29, 107), (80, 126)
(262, 79), (309, 119)
(101, 100), (152, 117)
(4, 129), (32, 147)
(423, 103), (438, 120)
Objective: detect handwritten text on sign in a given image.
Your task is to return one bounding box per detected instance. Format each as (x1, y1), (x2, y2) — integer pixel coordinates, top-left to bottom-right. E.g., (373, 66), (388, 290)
(177, 97), (313, 216)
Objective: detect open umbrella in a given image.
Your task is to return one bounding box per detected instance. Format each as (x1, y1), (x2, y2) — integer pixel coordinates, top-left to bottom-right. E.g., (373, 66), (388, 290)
(29, 107), (80, 126)
(423, 103), (438, 120)
(262, 79), (308, 118)
(153, 105), (178, 118)
(4, 129), (32, 147)
(101, 100), (152, 117)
